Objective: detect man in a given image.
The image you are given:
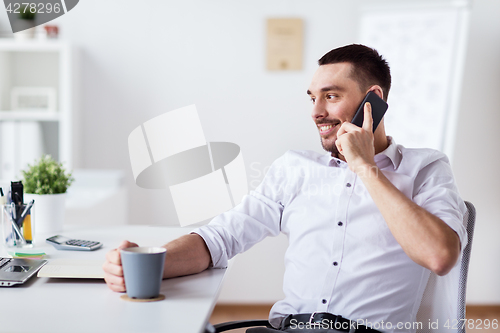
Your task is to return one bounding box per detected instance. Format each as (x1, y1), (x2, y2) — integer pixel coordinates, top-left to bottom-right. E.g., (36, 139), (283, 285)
(103, 44), (467, 333)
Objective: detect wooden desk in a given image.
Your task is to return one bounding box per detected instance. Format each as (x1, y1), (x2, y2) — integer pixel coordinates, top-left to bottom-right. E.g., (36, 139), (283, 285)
(0, 225), (226, 333)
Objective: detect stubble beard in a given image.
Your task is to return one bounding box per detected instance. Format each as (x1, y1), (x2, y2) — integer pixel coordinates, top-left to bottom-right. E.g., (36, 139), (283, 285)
(316, 119), (341, 156)
(320, 136), (339, 156)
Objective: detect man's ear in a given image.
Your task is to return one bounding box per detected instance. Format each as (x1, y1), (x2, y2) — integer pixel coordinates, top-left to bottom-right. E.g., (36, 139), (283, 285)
(367, 85), (384, 100)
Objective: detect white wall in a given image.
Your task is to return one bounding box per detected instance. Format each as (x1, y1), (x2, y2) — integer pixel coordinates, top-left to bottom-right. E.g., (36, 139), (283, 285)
(452, 0), (500, 304)
(0, 0), (498, 305)
(50, 0), (359, 228)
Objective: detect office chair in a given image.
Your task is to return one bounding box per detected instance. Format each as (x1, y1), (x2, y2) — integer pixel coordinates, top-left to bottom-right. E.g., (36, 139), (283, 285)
(206, 201), (476, 333)
(415, 201), (476, 333)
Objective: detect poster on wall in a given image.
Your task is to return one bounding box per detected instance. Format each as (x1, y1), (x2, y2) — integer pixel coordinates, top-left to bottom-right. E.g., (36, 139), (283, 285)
(359, 1), (470, 161)
(266, 18), (303, 71)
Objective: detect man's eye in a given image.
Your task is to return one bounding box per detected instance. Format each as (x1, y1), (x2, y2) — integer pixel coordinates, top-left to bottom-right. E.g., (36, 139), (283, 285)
(310, 97), (316, 104)
(326, 94), (336, 100)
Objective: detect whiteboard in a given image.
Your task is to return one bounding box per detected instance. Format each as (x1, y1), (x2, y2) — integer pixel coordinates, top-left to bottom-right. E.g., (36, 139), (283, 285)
(359, 1), (470, 161)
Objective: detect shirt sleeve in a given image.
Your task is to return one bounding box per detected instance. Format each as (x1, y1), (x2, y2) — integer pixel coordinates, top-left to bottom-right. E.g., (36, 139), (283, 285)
(412, 154), (468, 253)
(191, 156), (287, 268)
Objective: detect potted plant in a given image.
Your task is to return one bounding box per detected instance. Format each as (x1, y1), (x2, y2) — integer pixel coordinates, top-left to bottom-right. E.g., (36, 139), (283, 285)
(15, 4), (37, 40)
(21, 155), (74, 235)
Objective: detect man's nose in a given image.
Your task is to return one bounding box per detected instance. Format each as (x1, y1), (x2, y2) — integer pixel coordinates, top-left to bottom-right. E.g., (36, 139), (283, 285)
(311, 101), (328, 120)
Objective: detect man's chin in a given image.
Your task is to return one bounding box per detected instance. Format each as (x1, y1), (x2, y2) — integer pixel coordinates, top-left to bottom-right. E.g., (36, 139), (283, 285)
(321, 138), (339, 155)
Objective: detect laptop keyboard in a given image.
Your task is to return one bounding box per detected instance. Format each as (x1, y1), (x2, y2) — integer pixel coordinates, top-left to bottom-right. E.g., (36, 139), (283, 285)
(0, 258), (12, 269)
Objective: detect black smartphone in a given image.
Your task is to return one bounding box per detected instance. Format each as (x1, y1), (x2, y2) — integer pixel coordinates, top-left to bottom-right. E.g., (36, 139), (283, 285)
(351, 91), (388, 133)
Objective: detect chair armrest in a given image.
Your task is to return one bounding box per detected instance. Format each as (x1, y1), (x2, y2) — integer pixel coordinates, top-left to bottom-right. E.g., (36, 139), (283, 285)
(213, 320), (273, 332)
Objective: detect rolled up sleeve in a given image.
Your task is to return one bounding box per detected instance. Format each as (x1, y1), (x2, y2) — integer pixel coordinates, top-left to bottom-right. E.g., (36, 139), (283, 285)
(192, 191), (283, 268)
(413, 158), (468, 252)
(192, 157), (288, 268)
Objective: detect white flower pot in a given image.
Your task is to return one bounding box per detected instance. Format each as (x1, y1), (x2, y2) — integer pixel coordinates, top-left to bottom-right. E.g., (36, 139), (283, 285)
(25, 193), (66, 237)
(14, 22), (36, 40)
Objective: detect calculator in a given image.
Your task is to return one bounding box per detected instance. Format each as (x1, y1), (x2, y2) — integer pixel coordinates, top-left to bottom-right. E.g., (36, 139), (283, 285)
(46, 235), (103, 251)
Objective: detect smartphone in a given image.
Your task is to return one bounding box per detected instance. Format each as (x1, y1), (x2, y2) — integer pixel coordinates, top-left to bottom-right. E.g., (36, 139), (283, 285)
(351, 91), (388, 132)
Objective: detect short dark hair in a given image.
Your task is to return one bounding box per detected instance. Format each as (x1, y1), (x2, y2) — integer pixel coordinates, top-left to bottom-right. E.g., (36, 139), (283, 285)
(318, 44), (391, 101)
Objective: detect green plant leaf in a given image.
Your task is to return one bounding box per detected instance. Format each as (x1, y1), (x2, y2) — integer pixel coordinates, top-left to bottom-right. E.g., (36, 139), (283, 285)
(21, 155), (74, 194)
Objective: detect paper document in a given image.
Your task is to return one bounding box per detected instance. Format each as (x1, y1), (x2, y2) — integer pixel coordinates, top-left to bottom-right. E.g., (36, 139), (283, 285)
(37, 259), (104, 279)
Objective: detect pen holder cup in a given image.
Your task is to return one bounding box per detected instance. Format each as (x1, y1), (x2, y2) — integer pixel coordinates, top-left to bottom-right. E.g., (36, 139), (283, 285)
(1, 203), (35, 249)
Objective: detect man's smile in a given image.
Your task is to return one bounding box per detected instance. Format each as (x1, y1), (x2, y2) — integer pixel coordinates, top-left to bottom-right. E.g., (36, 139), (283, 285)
(317, 122), (340, 136)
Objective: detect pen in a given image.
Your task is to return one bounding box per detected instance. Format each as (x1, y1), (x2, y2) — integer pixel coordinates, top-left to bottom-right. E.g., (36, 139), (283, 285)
(3, 206), (26, 245)
(1, 188), (8, 244)
(19, 200), (34, 244)
(0, 187), (5, 206)
(11, 202), (16, 220)
(19, 199), (34, 221)
(10, 201), (27, 245)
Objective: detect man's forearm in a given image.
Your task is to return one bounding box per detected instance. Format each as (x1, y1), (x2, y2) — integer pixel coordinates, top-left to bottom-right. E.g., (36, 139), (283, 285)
(358, 165), (460, 276)
(162, 233), (212, 279)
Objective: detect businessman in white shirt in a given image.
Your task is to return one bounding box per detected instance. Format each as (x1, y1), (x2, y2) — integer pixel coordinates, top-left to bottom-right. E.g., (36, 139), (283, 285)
(103, 44), (467, 333)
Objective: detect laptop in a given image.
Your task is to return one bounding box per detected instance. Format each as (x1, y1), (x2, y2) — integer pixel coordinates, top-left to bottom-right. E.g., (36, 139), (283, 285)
(0, 257), (47, 286)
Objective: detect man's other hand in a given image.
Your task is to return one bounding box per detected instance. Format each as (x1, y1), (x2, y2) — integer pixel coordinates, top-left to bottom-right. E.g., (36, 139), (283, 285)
(103, 240), (138, 292)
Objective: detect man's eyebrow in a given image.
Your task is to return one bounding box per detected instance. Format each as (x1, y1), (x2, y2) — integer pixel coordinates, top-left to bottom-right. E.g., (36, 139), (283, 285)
(306, 85), (345, 95)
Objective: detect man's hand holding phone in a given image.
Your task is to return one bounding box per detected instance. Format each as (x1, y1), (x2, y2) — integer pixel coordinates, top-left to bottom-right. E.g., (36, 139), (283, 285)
(335, 101), (377, 174)
(336, 90), (388, 175)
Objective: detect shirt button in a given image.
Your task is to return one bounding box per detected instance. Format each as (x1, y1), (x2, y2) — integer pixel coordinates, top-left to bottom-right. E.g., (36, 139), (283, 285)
(333, 261), (338, 266)
(322, 299), (327, 304)
(346, 183), (351, 187)
(337, 221), (343, 226)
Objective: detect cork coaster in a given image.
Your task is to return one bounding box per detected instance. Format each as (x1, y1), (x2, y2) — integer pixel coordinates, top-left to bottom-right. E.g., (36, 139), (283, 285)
(120, 294), (166, 302)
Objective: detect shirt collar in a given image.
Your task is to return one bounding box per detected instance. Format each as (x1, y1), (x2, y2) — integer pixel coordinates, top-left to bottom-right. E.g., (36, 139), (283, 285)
(374, 136), (402, 169)
(323, 136), (402, 169)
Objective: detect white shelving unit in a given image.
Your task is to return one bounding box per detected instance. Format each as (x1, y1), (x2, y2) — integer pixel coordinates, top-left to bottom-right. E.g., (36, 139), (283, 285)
(0, 39), (74, 182)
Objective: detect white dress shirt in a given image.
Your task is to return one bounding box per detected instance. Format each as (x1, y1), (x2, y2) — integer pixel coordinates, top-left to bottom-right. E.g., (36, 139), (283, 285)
(193, 138), (467, 333)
